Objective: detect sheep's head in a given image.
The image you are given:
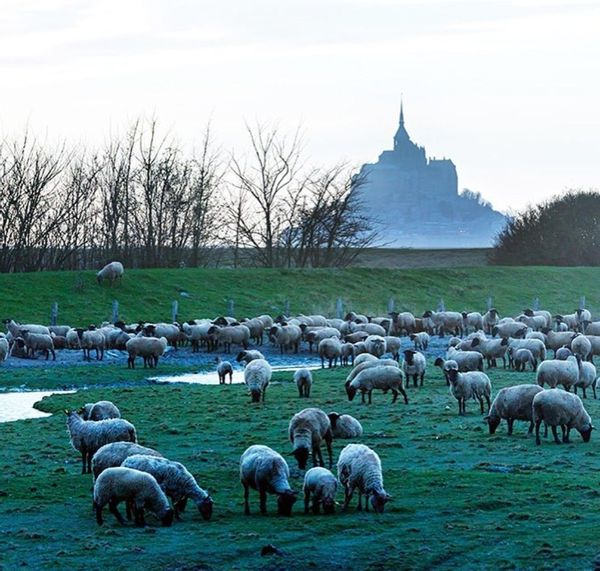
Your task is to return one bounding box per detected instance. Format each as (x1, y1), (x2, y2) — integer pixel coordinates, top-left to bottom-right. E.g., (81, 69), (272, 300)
(491, 326), (499, 337)
(322, 497), (336, 515)
(485, 414), (501, 434)
(327, 412), (340, 429)
(422, 310), (432, 318)
(388, 311), (399, 319)
(370, 491), (391, 514)
(235, 351), (246, 362)
(344, 312), (355, 322)
(276, 490), (297, 516)
(198, 496), (214, 521)
(96, 273), (103, 284)
(293, 446), (310, 470)
(213, 316), (228, 326)
(161, 508), (174, 527)
(447, 368), (460, 385)
(250, 389), (262, 403)
(345, 380), (357, 401)
(433, 357), (444, 368)
(500, 338), (509, 346)
(461, 312), (468, 319)
(580, 424), (594, 443)
(403, 349), (415, 365)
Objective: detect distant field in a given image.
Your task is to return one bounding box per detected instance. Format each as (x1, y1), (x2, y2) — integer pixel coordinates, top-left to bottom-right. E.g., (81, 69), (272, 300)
(351, 247), (492, 268)
(0, 266), (600, 324)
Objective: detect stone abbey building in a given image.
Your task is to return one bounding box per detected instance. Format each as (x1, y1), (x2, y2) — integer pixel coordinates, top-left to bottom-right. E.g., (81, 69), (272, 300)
(357, 105), (505, 247)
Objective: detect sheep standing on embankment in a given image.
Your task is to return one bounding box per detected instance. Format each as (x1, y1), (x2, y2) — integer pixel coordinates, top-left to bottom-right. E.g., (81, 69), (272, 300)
(93, 467), (173, 526)
(338, 443), (390, 513)
(76, 326), (105, 361)
(288, 408), (333, 469)
(327, 412), (363, 439)
(96, 261), (124, 287)
(240, 445), (297, 515)
(303, 467), (338, 515)
(318, 337), (342, 369)
(532, 390), (593, 445)
(244, 358), (271, 403)
(294, 368), (313, 398)
(485, 384), (543, 435)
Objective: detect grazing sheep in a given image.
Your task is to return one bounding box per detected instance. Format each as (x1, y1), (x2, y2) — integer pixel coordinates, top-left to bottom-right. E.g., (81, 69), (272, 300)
(508, 338), (547, 364)
(542, 329), (576, 357)
(352, 341), (368, 359)
(510, 348), (537, 372)
(571, 334), (592, 361)
(81, 401), (121, 421)
(121, 455), (213, 521)
(327, 412), (363, 439)
(352, 353), (379, 367)
(96, 261), (124, 287)
(434, 358), (459, 386)
(532, 390), (593, 445)
(536, 356), (580, 391)
(303, 327), (342, 353)
(21, 330), (55, 360)
(402, 349), (426, 387)
(244, 358), (272, 403)
(216, 358), (234, 384)
(235, 349), (265, 365)
(410, 332), (430, 351)
(318, 337), (342, 369)
(303, 467), (338, 515)
(338, 443), (390, 513)
(66, 411), (137, 474)
(345, 358), (399, 385)
(573, 361), (597, 399)
(126, 336), (168, 369)
(485, 384), (544, 435)
(345, 365), (408, 405)
(294, 368), (313, 398)
(92, 442), (163, 481)
(93, 467), (173, 526)
(4, 318), (50, 337)
(446, 366), (492, 415)
(240, 445), (297, 516)
(288, 408), (333, 469)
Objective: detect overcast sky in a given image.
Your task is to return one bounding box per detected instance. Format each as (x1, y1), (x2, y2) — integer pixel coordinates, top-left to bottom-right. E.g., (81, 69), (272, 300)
(1, 0), (599, 212)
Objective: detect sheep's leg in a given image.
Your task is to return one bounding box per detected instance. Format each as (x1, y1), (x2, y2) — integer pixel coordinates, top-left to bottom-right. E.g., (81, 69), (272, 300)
(321, 356), (325, 369)
(551, 425), (561, 444)
(243, 484), (250, 515)
(400, 387), (408, 404)
(126, 500), (133, 520)
(583, 387), (587, 399)
(262, 386), (266, 403)
(594, 385), (597, 399)
(81, 449), (87, 474)
(304, 490), (310, 514)
(306, 386), (310, 398)
(312, 498), (320, 515)
(457, 399), (463, 416)
(315, 446), (323, 467)
(528, 420), (534, 434)
(420, 373), (424, 387)
(109, 499), (125, 524)
(368, 391), (373, 405)
(356, 492), (363, 511)
(564, 426), (571, 443)
(341, 485), (353, 512)
(391, 389), (398, 403)
(413, 374), (418, 388)
(134, 507), (146, 527)
(365, 493), (370, 512)
(94, 502), (103, 525)
(535, 419), (542, 445)
(507, 418), (514, 435)
(485, 394), (491, 412)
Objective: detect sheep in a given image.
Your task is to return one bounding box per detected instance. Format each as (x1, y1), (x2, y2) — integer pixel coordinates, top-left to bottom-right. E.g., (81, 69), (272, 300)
(269, 324), (302, 354)
(470, 337), (508, 369)
(573, 361), (597, 399)
(582, 321), (600, 336)
(340, 342), (354, 366)
(288, 408), (333, 469)
(516, 313), (546, 331)
(482, 308), (499, 334)
(9, 337), (27, 359)
(20, 329), (55, 360)
(510, 347), (537, 372)
(207, 324), (250, 353)
(536, 355), (581, 391)
(422, 310), (463, 337)
(445, 346), (484, 372)
(462, 312), (484, 334)
(344, 331), (370, 344)
(402, 349), (426, 387)
(388, 311), (416, 336)
(485, 384), (544, 435)
(244, 358), (271, 403)
(122, 455), (213, 521)
(93, 467), (173, 526)
(96, 261), (124, 286)
(126, 336), (168, 369)
(4, 319), (49, 337)
(576, 309), (592, 327)
(571, 334), (592, 361)
(365, 335), (386, 358)
(327, 412), (363, 439)
(338, 443), (390, 513)
(434, 358), (459, 386)
(586, 335), (600, 361)
(92, 442), (163, 480)
(294, 368), (313, 398)
(555, 310), (580, 329)
(382, 336), (401, 361)
(81, 401), (121, 421)
(532, 390), (593, 445)
(542, 329), (577, 357)
(522, 308), (552, 329)
(410, 332), (430, 351)
(353, 323), (387, 337)
(65, 328), (81, 349)
(240, 317), (265, 345)
(446, 366), (492, 415)
(525, 331), (546, 343)
(76, 326), (105, 361)
(318, 337), (342, 369)
(65, 411), (137, 474)
(0, 337), (8, 362)
(303, 327), (341, 352)
(492, 322), (527, 339)
(352, 342), (368, 359)
(303, 467), (338, 515)
(507, 338), (547, 365)
(215, 357), (234, 384)
(183, 321), (214, 352)
(447, 336), (462, 348)
(345, 311), (368, 324)
(236, 349), (265, 365)
(345, 365), (408, 405)
(352, 353), (379, 367)
(240, 445), (297, 516)
(143, 322), (183, 350)
(555, 346), (573, 361)
(345, 358), (399, 385)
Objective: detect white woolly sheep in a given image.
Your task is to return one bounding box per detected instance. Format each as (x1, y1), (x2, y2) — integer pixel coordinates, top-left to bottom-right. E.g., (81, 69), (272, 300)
(294, 368), (313, 398)
(122, 455), (213, 521)
(93, 466), (173, 526)
(410, 332), (430, 351)
(382, 336), (401, 361)
(216, 358), (234, 384)
(573, 361), (597, 399)
(235, 349), (265, 365)
(508, 338), (547, 363)
(485, 384), (544, 435)
(207, 324), (250, 353)
(364, 335), (386, 358)
(388, 311), (416, 336)
(542, 329), (576, 357)
(81, 401), (121, 421)
(462, 312), (484, 334)
(340, 342), (354, 366)
(352, 353), (379, 367)
(126, 336), (168, 369)
(318, 337), (342, 369)
(288, 408), (333, 469)
(240, 445), (297, 516)
(345, 358), (399, 386)
(482, 308), (499, 334)
(345, 365), (408, 405)
(532, 390), (593, 445)
(446, 367), (492, 415)
(76, 326), (105, 361)
(445, 347), (484, 372)
(492, 322), (527, 339)
(4, 319), (50, 337)
(571, 334), (592, 361)
(244, 358), (272, 403)
(21, 330), (55, 360)
(303, 467), (338, 515)
(338, 443), (390, 513)
(434, 358), (459, 386)
(470, 337), (508, 369)
(402, 349), (426, 387)
(509, 348), (537, 372)
(96, 261), (124, 286)
(66, 411), (137, 474)
(536, 355), (580, 390)
(92, 442), (163, 480)
(0, 337), (8, 363)
(555, 346), (573, 361)
(269, 324), (302, 354)
(422, 310), (464, 337)
(327, 412), (363, 439)
(240, 317), (265, 345)
(523, 308), (553, 329)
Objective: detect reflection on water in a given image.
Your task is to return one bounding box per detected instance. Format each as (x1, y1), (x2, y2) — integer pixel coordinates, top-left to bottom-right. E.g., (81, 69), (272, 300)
(0, 390), (76, 423)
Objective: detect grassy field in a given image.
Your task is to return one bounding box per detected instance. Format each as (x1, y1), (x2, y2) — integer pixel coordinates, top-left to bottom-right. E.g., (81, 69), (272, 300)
(2, 364), (600, 570)
(1, 266), (600, 324)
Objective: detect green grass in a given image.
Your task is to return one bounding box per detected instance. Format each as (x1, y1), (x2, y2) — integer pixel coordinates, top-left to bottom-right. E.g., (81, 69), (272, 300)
(1, 266), (600, 324)
(2, 364), (600, 570)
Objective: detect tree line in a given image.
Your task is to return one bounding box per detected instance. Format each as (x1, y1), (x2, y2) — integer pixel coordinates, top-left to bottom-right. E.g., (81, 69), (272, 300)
(0, 120), (378, 273)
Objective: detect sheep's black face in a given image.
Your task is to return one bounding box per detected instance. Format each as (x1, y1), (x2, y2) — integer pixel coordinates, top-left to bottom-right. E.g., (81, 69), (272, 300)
(322, 498), (335, 515)
(447, 369), (459, 384)
(328, 413), (340, 429)
(370, 493), (390, 514)
(403, 350), (414, 365)
(580, 427), (593, 442)
(277, 491), (297, 516)
(345, 382), (357, 402)
(487, 416), (501, 434)
(161, 509), (174, 527)
(236, 352), (245, 362)
(294, 447), (310, 470)
(198, 497), (213, 521)
(433, 357), (444, 368)
(250, 390), (261, 403)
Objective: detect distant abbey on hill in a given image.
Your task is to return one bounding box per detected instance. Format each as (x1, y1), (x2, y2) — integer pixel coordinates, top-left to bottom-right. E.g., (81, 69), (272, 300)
(357, 105), (505, 248)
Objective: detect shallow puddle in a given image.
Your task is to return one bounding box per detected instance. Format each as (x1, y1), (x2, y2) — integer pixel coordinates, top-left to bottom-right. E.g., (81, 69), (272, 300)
(0, 390), (76, 422)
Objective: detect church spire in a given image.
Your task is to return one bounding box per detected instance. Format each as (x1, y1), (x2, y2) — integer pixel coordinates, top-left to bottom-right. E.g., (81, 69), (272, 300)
(399, 99), (404, 127)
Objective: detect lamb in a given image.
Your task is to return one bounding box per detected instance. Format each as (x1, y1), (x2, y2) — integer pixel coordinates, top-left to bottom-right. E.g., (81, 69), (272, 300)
(470, 337), (509, 369)
(235, 349), (265, 365)
(345, 365), (408, 405)
(303, 467), (338, 515)
(482, 308), (499, 334)
(65, 410), (137, 474)
(126, 336), (168, 369)
(240, 445), (297, 515)
(410, 332), (430, 351)
(288, 408), (333, 469)
(81, 401), (121, 421)
(244, 358), (271, 402)
(340, 342), (354, 366)
(446, 366), (492, 415)
(364, 335), (386, 358)
(555, 312), (581, 331)
(402, 349), (426, 387)
(532, 390), (593, 445)
(121, 455), (213, 521)
(215, 357), (234, 384)
(96, 261), (124, 286)
(76, 326), (105, 361)
(338, 443), (390, 513)
(93, 467), (173, 526)
(485, 384), (544, 435)
(508, 338), (547, 363)
(571, 334), (592, 361)
(92, 442), (163, 480)
(327, 412), (363, 439)
(0, 337), (8, 362)
(294, 368), (313, 398)
(462, 312), (484, 334)
(21, 330), (55, 360)
(536, 355), (580, 390)
(573, 361), (597, 399)
(509, 347), (537, 372)
(382, 336), (401, 361)
(318, 337), (342, 368)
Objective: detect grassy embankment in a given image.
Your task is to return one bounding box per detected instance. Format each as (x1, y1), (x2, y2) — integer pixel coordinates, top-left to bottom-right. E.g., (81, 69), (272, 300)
(1, 266), (600, 324)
